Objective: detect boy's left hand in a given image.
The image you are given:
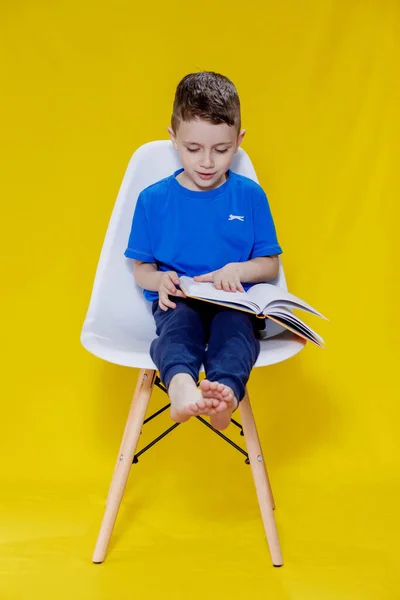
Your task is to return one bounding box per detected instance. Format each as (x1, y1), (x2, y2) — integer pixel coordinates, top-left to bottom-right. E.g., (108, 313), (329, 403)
(194, 263), (244, 293)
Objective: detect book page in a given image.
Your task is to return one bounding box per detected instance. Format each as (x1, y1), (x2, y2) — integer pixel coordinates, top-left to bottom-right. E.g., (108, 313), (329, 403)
(267, 314), (324, 347)
(267, 307), (325, 345)
(247, 283), (326, 319)
(179, 276), (261, 312)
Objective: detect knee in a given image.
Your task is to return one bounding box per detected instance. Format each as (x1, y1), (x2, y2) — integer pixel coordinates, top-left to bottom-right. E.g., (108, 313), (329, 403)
(154, 300), (202, 336)
(220, 309), (254, 331)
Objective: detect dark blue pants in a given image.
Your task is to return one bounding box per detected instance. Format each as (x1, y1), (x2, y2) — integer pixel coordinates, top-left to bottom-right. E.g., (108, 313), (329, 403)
(150, 297), (262, 402)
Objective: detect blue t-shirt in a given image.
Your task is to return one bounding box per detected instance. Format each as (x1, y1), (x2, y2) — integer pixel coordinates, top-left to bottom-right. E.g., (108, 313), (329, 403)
(124, 169), (282, 301)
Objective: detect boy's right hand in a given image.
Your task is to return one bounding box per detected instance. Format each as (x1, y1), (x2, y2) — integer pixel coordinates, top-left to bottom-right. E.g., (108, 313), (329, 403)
(158, 271), (185, 311)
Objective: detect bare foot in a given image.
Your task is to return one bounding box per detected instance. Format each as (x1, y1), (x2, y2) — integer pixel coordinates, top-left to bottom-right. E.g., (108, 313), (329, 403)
(199, 380), (238, 430)
(168, 374), (219, 423)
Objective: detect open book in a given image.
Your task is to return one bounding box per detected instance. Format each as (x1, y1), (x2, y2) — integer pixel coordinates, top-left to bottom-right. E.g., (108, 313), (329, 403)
(179, 276), (327, 348)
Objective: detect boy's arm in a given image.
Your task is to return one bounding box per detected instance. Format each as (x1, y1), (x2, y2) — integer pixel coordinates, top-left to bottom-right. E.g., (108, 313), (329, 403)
(237, 256), (279, 283)
(133, 261), (162, 291)
(194, 256), (279, 293)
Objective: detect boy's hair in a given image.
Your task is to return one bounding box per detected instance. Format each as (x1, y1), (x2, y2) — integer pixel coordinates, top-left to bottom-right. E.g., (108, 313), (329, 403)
(171, 71), (241, 133)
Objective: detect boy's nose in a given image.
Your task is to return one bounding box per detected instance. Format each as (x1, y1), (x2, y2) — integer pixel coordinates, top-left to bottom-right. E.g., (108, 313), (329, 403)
(200, 153), (214, 168)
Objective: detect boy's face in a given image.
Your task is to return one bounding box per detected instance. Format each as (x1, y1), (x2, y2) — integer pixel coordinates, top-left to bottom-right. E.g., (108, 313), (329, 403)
(168, 119), (245, 192)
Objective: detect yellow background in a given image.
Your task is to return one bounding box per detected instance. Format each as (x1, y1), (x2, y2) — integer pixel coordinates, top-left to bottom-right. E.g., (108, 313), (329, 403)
(1, 1), (399, 598)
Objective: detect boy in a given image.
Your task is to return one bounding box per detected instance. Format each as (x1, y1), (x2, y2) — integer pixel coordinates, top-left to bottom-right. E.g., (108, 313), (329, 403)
(125, 72), (282, 430)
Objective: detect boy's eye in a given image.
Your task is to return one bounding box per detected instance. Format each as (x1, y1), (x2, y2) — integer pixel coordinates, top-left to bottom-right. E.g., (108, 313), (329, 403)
(186, 148), (228, 154)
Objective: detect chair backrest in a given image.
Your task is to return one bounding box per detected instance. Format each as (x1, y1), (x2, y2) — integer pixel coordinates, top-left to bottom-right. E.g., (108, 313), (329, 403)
(81, 140), (287, 346)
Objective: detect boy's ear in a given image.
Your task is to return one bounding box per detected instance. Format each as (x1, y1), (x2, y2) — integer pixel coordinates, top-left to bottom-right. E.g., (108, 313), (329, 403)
(235, 129), (246, 151)
(167, 126), (178, 149)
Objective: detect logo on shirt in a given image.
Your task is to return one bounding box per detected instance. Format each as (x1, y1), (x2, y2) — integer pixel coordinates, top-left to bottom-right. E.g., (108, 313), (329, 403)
(228, 214), (244, 221)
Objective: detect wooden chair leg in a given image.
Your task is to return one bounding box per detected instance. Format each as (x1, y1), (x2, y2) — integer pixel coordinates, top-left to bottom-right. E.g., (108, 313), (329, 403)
(92, 368), (155, 564)
(239, 391), (283, 567)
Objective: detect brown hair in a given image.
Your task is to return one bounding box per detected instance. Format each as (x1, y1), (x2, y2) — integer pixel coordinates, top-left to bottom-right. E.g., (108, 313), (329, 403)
(171, 71), (241, 133)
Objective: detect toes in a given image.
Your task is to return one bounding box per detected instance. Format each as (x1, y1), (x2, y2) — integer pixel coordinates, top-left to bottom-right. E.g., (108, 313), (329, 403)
(199, 383), (215, 399)
(220, 387), (235, 405)
(220, 391), (232, 402)
(199, 382), (236, 409)
(200, 379), (211, 391)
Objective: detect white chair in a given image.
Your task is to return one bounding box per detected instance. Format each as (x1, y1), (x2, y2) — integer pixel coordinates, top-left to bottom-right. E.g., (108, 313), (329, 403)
(81, 140), (305, 567)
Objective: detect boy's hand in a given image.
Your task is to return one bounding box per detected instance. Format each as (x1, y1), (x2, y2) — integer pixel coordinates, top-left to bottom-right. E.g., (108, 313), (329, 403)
(194, 263), (244, 293)
(158, 271), (185, 311)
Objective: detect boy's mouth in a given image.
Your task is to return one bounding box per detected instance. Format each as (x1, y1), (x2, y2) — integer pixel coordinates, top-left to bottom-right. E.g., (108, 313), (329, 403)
(197, 172), (216, 180)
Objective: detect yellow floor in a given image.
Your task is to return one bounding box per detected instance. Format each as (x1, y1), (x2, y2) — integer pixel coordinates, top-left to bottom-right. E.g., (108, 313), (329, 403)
(1, 405), (398, 600)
